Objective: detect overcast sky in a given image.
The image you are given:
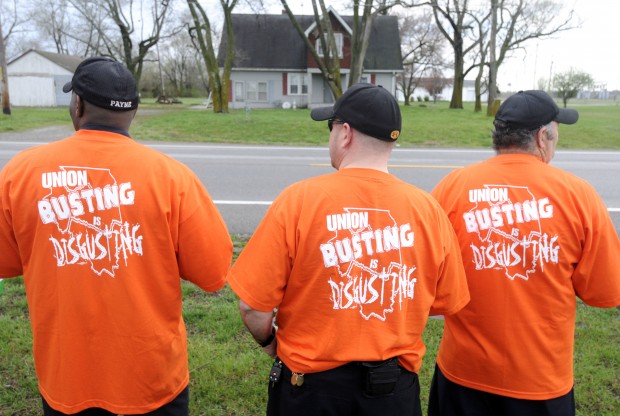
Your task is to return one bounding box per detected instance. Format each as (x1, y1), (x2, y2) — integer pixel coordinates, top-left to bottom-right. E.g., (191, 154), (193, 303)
(253, 0), (620, 92)
(499, 0), (620, 91)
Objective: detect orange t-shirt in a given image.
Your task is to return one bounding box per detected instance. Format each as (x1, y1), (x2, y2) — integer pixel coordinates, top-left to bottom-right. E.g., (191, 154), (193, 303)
(0, 129), (232, 414)
(228, 168), (470, 374)
(432, 153), (620, 400)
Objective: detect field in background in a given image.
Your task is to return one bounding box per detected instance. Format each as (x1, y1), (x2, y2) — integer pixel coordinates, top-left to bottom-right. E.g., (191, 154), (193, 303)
(1, 99), (619, 149)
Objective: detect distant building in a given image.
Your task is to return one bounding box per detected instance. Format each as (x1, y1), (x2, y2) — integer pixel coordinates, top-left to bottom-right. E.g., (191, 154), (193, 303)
(7, 49), (83, 107)
(578, 82), (613, 100)
(405, 79), (487, 103)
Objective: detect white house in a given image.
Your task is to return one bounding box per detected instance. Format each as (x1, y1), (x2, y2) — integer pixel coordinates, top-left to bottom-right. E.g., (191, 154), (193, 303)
(7, 50), (83, 107)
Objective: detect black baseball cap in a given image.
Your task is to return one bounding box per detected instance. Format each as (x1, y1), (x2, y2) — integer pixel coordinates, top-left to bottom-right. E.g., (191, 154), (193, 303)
(310, 83), (401, 141)
(494, 90), (578, 130)
(63, 56), (139, 111)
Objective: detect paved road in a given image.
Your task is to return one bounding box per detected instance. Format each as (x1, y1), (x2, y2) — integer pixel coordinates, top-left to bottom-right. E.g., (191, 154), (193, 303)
(1, 128), (618, 234)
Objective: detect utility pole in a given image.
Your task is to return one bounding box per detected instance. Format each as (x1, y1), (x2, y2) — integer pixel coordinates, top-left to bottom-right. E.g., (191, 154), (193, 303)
(548, 61), (553, 92)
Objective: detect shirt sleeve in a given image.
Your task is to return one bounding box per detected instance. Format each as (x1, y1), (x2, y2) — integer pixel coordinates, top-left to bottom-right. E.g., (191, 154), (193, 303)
(227, 194), (292, 312)
(177, 174), (232, 292)
(572, 185), (620, 308)
(429, 204), (470, 316)
(0, 166), (24, 278)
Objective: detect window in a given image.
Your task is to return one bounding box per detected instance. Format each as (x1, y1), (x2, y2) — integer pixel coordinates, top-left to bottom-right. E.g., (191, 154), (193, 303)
(234, 82), (244, 102)
(246, 82), (268, 102)
(316, 33), (343, 58)
(288, 74), (308, 95)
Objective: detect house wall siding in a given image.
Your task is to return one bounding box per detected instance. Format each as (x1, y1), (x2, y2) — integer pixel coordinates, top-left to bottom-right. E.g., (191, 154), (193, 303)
(229, 70), (311, 109)
(228, 70), (400, 109)
(373, 73), (397, 95)
(9, 75), (57, 107)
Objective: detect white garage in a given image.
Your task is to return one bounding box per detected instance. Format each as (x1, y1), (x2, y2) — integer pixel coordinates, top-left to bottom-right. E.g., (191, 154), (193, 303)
(7, 49), (83, 107)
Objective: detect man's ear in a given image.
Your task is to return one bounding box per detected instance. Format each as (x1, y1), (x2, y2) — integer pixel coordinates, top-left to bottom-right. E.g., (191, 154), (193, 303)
(76, 96), (85, 117)
(341, 123), (354, 147)
(535, 126), (547, 149)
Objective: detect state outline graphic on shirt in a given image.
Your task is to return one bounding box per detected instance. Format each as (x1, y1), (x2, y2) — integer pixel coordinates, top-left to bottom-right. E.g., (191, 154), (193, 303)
(319, 207), (417, 321)
(464, 184), (560, 281)
(37, 165), (143, 277)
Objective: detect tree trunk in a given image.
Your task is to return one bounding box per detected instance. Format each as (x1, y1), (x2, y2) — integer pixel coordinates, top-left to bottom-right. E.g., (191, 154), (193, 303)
(0, 19), (11, 116)
(450, 41), (464, 109)
(486, 0), (498, 116)
(220, 0), (238, 113)
(474, 72), (482, 112)
(281, 0), (343, 99)
(348, 0), (374, 86)
(187, 0), (236, 113)
(403, 91), (411, 106)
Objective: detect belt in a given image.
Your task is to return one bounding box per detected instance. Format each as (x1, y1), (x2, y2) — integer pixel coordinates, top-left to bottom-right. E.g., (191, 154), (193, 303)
(271, 358), (410, 398)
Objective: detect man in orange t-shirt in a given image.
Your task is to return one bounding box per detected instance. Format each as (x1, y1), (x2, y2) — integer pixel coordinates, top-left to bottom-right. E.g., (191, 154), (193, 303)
(0, 57), (232, 415)
(429, 90), (620, 416)
(227, 83), (470, 416)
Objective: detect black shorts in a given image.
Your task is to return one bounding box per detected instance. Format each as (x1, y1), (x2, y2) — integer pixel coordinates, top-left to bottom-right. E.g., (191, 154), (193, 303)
(41, 385), (189, 416)
(428, 364), (575, 416)
(267, 359), (421, 416)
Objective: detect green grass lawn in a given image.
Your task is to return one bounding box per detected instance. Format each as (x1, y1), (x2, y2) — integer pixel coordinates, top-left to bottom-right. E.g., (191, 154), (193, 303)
(2, 99), (620, 149)
(1, 236), (618, 415)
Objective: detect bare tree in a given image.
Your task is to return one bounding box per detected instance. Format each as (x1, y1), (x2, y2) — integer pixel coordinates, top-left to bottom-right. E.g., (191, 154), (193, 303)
(485, 0), (575, 115)
(47, 1), (110, 57)
(349, 0), (399, 86)
(486, 0), (499, 114)
(420, 68), (451, 102)
(158, 30), (206, 97)
(469, 6), (491, 112)
(430, 0), (479, 109)
(0, 0), (28, 115)
(187, 0), (238, 113)
(281, 0), (400, 100)
(397, 10), (447, 106)
(280, 0), (343, 99)
(65, 0), (176, 86)
(29, 0), (72, 54)
(29, 0), (97, 56)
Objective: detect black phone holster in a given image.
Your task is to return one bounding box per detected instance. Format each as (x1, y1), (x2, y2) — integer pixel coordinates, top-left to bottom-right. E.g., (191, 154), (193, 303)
(360, 357), (400, 398)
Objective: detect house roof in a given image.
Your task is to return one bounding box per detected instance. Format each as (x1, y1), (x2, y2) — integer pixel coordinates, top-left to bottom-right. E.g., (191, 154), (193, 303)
(9, 49), (83, 72)
(218, 12), (403, 71)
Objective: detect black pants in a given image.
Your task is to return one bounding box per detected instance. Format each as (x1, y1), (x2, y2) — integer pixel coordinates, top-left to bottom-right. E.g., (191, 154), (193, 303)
(267, 360), (421, 416)
(41, 385), (189, 416)
(428, 364), (575, 416)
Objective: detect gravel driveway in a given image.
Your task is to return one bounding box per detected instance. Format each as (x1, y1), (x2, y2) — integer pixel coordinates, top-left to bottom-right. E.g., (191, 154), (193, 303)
(0, 125), (75, 142)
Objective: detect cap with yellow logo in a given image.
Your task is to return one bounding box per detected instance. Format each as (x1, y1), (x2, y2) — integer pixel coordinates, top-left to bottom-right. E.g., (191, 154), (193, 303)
(311, 83), (402, 142)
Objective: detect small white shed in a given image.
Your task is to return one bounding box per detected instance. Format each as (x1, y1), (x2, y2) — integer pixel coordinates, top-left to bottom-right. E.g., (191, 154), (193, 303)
(7, 50), (83, 107)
